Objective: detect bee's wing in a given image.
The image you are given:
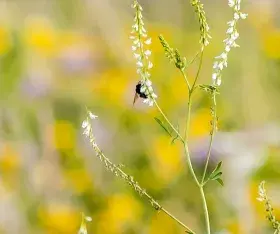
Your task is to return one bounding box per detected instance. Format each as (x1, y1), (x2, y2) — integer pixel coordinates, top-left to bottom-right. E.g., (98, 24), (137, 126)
(133, 92), (139, 105)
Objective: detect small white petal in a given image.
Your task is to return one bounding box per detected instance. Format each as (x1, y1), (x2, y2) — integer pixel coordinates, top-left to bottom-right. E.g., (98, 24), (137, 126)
(82, 120), (89, 129)
(227, 20), (235, 27)
(145, 38), (152, 45)
(144, 50), (152, 56)
(234, 13), (240, 20)
(134, 53), (141, 59)
(228, 0), (235, 7)
(212, 73), (217, 80)
(85, 216), (92, 222)
(217, 78), (222, 86)
(213, 62), (219, 69)
(89, 112), (98, 119)
(136, 61), (143, 67)
(226, 27), (234, 34)
(152, 93), (157, 98)
(240, 13), (248, 19)
(148, 61), (153, 69)
(218, 62), (224, 70)
(146, 80), (152, 86)
(225, 45), (231, 52)
(132, 46), (137, 51)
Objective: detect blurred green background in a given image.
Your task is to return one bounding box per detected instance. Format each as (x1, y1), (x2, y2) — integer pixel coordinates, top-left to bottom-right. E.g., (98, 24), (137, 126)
(0, 0), (280, 233)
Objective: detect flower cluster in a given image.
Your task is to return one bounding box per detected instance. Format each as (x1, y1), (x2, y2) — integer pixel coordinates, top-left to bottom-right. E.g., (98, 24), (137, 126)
(257, 181), (280, 233)
(81, 109), (162, 211)
(212, 0), (247, 86)
(130, 0), (157, 106)
(82, 110), (98, 147)
(191, 0), (211, 48)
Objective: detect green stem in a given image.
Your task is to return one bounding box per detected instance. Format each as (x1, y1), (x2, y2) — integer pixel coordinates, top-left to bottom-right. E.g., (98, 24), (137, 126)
(199, 186), (211, 234)
(201, 92), (217, 184)
(154, 100), (184, 142)
(180, 69), (191, 91)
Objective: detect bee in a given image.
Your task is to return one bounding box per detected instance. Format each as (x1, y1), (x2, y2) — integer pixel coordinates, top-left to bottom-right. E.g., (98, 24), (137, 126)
(133, 81), (148, 105)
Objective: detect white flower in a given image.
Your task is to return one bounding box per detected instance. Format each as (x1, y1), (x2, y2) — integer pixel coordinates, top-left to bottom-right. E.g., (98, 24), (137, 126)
(212, 73), (217, 80)
(226, 27), (234, 34)
(225, 45), (231, 52)
(144, 50), (151, 56)
(145, 38), (152, 45)
(213, 61), (219, 69)
(134, 53), (141, 59)
(132, 46), (137, 51)
(216, 78), (222, 86)
(82, 120), (89, 129)
(234, 12), (240, 20)
(240, 13), (248, 19)
(89, 112), (98, 120)
(216, 52), (227, 60)
(146, 79), (152, 86)
(227, 20), (235, 27)
(136, 61), (143, 67)
(148, 61), (153, 69)
(228, 0), (235, 8)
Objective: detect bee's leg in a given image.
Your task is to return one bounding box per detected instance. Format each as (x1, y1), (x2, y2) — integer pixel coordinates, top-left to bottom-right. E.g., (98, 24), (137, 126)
(133, 92), (139, 105)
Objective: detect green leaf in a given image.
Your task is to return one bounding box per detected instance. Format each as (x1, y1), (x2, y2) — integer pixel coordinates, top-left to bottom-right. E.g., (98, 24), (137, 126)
(210, 171), (222, 180)
(216, 178), (224, 186)
(212, 161), (222, 174)
(154, 117), (172, 137)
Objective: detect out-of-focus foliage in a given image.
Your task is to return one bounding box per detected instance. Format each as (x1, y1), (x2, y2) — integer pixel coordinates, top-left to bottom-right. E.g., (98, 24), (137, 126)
(0, 0), (280, 233)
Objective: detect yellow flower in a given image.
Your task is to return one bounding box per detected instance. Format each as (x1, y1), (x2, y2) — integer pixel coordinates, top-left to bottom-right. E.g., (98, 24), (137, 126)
(189, 108), (211, 137)
(262, 29), (280, 59)
(24, 16), (57, 56)
(151, 135), (183, 183)
(64, 169), (93, 194)
(149, 211), (179, 234)
(38, 204), (79, 233)
(0, 144), (20, 174)
(97, 194), (142, 234)
(0, 25), (12, 55)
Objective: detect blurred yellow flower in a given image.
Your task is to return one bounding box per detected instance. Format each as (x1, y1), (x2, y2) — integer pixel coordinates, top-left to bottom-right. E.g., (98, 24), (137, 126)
(38, 203), (79, 233)
(24, 16), (57, 56)
(93, 68), (131, 105)
(53, 121), (75, 150)
(0, 25), (12, 55)
(0, 144), (20, 174)
(190, 108), (211, 137)
(151, 135), (182, 182)
(97, 194), (142, 234)
(262, 29), (280, 59)
(149, 211), (178, 234)
(64, 168), (93, 194)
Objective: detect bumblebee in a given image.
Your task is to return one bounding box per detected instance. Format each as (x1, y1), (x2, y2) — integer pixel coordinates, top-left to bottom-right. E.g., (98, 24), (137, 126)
(133, 81), (148, 104)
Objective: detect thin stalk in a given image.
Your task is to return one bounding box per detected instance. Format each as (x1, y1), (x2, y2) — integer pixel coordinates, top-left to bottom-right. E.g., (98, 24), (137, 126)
(201, 92), (217, 184)
(199, 186), (211, 234)
(180, 69), (191, 91)
(161, 207), (196, 234)
(191, 51), (204, 92)
(93, 144), (196, 233)
(154, 100), (184, 142)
